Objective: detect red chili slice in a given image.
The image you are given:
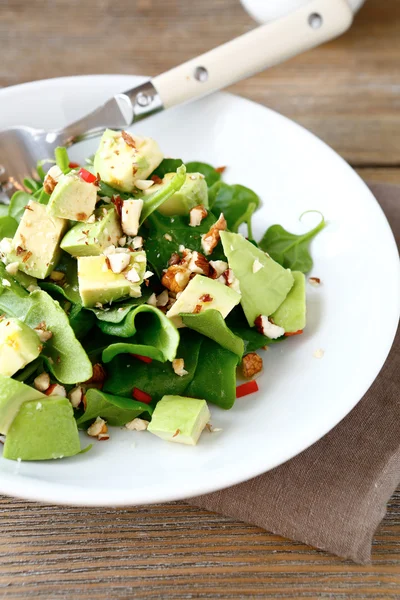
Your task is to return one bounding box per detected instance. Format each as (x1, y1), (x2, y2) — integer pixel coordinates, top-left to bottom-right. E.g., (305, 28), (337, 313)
(69, 162), (80, 169)
(236, 380), (259, 398)
(284, 330), (303, 337)
(78, 168), (97, 184)
(131, 354), (153, 364)
(132, 387), (152, 404)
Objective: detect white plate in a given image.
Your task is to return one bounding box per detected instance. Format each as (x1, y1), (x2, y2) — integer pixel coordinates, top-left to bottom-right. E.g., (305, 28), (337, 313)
(0, 75), (398, 506)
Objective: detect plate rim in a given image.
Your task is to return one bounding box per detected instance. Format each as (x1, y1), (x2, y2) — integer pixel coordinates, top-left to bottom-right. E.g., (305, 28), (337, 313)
(0, 74), (399, 506)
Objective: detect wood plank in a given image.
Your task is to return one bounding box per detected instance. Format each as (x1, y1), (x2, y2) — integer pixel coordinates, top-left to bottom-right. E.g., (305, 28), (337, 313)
(0, 489), (399, 598)
(1, 0), (400, 165)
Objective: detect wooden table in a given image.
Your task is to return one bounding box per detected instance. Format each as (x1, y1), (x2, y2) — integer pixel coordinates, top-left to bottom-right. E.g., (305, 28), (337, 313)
(1, 0), (399, 596)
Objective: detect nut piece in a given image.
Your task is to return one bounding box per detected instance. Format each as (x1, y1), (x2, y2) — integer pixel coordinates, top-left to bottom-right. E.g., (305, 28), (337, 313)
(147, 293), (157, 307)
(217, 268), (241, 294)
(34, 321), (53, 343)
(189, 205), (208, 227)
(254, 315), (285, 339)
(68, 386), (83, 408)
(45, 383), (67, 397)
(209, 260), (228, 279)
(309, 277), (321, 286)
(241, 353), (263, 379)
(108, 253), (131, 274)
(135, 179), (154, 191)
(156, 289), (169, 307)
(125, 418), (149, 431)
(5, 262), (19, 276)
(201, 213), (227, 255)
(172, 358), (188, 377)
(43, 165), (63, 194)
(33, 372), (50, 392)
(84, 363), (106, 389)
(87, 416), (108, 438)
(161, 264), (191, 293)
(313, 348), (325, 359)
(125, 267), (140, 283)
(188, 251), (210, 276)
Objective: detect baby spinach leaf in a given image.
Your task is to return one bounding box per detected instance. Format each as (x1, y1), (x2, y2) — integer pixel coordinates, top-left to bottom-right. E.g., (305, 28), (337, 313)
(100, 305), (179, 363)
(24, 290), (92, 384)
(76, 389), (152, 428)
(0, 290), (31, 319)
(140, 165), (187, 223)
(13, 357), (43, 383)
(23, 178), (41, 193)
(0, 205), (9, 217)
(8, 191), (32, 223)
(68, 304), (95, 340)
(40, 252), (81, 305)
(36, 158), (55, 181)
(97, 181), (130, 200)
(226, 306), (285, 353)
(186, 161), (221, 188)
(54, 147), (70, 174)
(181, 309), (244, 357)
(151, 158), (184, 179)
(104, 330), (202, 401)
(0, 262), (30, 299)
(185, 337), (239, 410)
(89, 294), (150, 323)
(144, 210), (224, 277)
(259, 213), (325, 273)
(0, 216), (18, 239)
(209, 182), (260, 233)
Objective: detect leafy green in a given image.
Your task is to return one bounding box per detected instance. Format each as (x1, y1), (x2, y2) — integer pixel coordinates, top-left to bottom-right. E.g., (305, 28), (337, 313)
(24, 291), (92, 384)
(140, 165), (187, 223)
(13, 358), (43, 383)
(151, 158), (184, 179)
(89, 294), (150, 323)
(0, 205), (9, 217)
(259, 213), (325, 273)
(209, 182), (260, 233)
(226, 307), (282, 353)
(36, 158), (55, 181)
(181, 309), (244, 357)
(8, 191), (32, 223)
(0, 216), (18, 239)
(144, 210), (224, 277)
(186, 161), (221, 188)
(97, 181), (130, 200)
(0, 262), (30, 299)
(55, 147), (70, 174)
(100, 305), (179, 363)
(68, 304), (95, 340)
(39, 252), (81, 305)
(23, 178), (41, 193)
(76, 389), (152, 428)
(186, 337), (238, 410)
(104, 330), (202, 400)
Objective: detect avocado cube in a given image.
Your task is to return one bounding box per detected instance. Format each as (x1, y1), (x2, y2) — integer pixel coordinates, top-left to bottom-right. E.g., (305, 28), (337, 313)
(154, 172), (208, 216)
(271, 271), (306, 332)
(47, 172), (98, 222)
(166, 274), (241, 327)
(147, 395), (211, 446)
(93, 129), (163, 193)
(220, 231), (294, 326)
(3, 396), (81, 461)
(0, 318), (42, 377)
(60, 206), (122, 257)
(0, 374), (45, 435)
(10, 200), (67, 279)
(77, 250), (146, 307)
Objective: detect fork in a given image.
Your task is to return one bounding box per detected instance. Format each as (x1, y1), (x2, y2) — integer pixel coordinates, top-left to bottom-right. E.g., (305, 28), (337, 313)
(0, 0), (353, 202)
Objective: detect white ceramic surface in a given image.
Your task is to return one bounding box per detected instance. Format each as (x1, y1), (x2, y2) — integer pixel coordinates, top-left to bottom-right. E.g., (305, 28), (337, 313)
(240, 0), (365, 22)
(0, 75), (398, 506)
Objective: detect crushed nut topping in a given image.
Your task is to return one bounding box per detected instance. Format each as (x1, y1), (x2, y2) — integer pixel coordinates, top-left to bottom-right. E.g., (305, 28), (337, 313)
(209, 260), (228, 279)
(135, 179), (154, 191)
(168, 252), (180, 266)
(33, 372), (51, 392)
(164, 233), (173, 242)
(189, 205), (208, 227)
(111, 195), (124, 218)
(156, 289), (169, 307)
(172, 358), (188, 377)
(313, 348), (325, 359)
(147, 293), (157, 307)
(309, 277), (321, 286)
(121, 130), (136, 148)
(193, 304), (202, 314)
(201, 213), (227, 255)
(84, 363), (106, 389)
(43, 174), (57, 195)
(241, 353), (263, 379)
(187, 251), (210, 276)
(68, 386), (84, 408)
(34, 322), (53, 343)
(87, 416), (108, 438)
(254, 315), (285, 339)
(199, 294), (213, 303)
(45, 383), (67, 397)
(161, 264), (191, 293)
(108, 253), (131, 274)
(125, 418), (149, 431)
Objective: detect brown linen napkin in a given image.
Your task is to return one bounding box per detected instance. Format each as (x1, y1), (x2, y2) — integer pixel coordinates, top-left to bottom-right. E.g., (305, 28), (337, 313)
(188, 182), (400, 564)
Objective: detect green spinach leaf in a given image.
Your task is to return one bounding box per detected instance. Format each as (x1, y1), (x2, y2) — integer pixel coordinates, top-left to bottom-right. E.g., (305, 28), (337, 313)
(259, 213), (325, 273)
(186, 161), (221, 187)
(181, 309), (244, 357)
(68, 304), (95, 340)
(151, 158), (184, 179)
(40, 252), (81, 305)
(55, 147), (71, 174)
(89, 294), (150, 324)
(8, 191), (32, 223)
(0, 205), (9, 217)
(0, 216), (18, 239)
(76, 389), (152, 428)
(226, 306), (285, 353)
(209, 182), (260, 233)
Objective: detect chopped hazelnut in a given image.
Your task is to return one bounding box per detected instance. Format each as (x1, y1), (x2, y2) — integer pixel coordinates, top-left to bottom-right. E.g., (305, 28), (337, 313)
(172, 358), (188, 377)
(87, 416), (108, 438)
(241, 353), (263, 379)
(125, 418), (149, 431)
(33, 372), (50, 392)
(68, 386), (83, 408)
(161, 265), (191, 293)
(201, 213), (227, 255)
(189, 205), (208, 227)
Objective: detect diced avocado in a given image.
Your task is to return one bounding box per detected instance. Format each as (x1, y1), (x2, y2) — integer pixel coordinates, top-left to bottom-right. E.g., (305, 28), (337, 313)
(3, 396), (81, 461)
(0, 318), (42, 377)
(60, 206), (122, 257)
(153, 172), (208, 216)
(166, 274), (241, 327)
(220, 231), (294, 326)
(9, 200), (67, 279)
(47, 172), (98, 222)
(271, 271), (306, 332)
(93, 129), (163, 193)
(147, 395), (210, 446)
(0, 374), (44, 434)
(77, 250), (146, 307)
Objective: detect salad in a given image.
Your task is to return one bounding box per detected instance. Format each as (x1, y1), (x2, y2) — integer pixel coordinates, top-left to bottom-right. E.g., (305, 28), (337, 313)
(0, 129), (324, 461)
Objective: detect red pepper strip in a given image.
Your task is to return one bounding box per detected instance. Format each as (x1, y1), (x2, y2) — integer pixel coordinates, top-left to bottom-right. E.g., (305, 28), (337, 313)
(284, 330), (303, 337)
(236, 380), (259, 399)
(131, 354), (153, 364)
(132, 387), (152, 404)
(68, 162), (80, 169)
(78, 167), (97, 184)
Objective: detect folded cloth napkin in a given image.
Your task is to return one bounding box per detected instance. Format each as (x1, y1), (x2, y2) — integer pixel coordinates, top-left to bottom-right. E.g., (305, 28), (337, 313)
(188, 182), (400, 564)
